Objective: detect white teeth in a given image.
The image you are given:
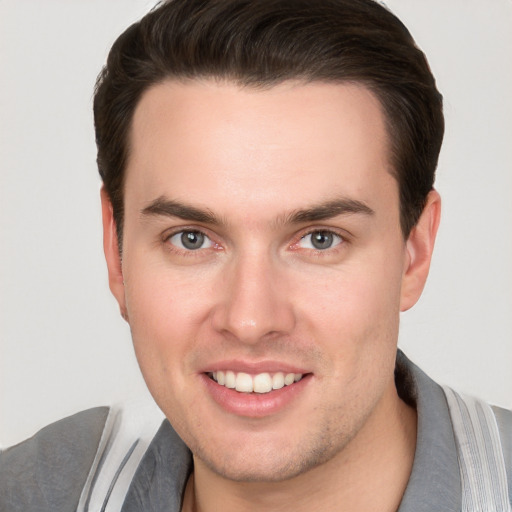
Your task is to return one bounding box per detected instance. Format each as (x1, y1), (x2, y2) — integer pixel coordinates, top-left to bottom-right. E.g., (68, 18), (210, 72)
(272, 372), (285, 390)
(210, 370), (304, 393)
(284, 373), (295, 386)
(225, 370), (236, 388)
(253, 373), (272, 393)
(235, 372), (253, 392)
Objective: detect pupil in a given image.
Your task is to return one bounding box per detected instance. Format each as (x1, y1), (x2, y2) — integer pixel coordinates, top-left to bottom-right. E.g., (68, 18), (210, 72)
(181, 231), (204, 250)
(312, 231), (333, 250)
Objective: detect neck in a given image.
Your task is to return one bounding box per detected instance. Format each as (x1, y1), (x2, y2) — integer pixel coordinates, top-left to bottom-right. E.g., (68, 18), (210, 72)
(182, 383), (417, 512)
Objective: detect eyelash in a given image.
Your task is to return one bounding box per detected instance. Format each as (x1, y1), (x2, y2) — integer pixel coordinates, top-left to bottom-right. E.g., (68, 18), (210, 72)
(291, 228), (347, 253)
(161, 227), (348, 257)
(162, 227), (220, 258)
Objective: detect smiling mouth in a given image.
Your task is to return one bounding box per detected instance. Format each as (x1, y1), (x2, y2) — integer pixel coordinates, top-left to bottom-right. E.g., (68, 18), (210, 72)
(208, 371), (304, 394)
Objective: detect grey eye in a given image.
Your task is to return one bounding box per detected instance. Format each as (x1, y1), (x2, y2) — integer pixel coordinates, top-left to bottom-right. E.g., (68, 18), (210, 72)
(168, 230), (213, 250)
(299, 231), (342, 250)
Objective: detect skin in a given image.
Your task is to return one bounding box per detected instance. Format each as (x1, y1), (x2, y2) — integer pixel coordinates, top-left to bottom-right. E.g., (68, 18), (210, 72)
(102, 80), (440, 511)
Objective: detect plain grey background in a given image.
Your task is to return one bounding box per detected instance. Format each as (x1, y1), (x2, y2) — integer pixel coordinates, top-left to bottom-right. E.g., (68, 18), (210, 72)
(1, 0), (511, 448)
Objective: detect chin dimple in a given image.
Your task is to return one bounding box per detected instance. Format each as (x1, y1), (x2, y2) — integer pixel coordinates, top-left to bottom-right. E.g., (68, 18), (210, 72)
(209, 370), (303, 393)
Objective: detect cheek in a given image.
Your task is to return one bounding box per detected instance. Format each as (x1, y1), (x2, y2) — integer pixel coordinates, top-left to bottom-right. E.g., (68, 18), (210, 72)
(122, 260), (213, 382)
(292, 247), (405, 377)
(125, 256), (211, 331)
(300, 267), (402, 336)
(123, 275), (204, 417)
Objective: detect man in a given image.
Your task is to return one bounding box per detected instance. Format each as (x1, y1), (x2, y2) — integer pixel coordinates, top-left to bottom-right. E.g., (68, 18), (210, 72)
(1, 1), (511, 511)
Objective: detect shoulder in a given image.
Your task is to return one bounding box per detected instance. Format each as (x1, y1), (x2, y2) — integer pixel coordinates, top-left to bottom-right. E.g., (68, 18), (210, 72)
(0, 407), (110, 512)
(443, 388), (512, 507)
(492, 404), (512, 498)
(492, 403), (512, 438)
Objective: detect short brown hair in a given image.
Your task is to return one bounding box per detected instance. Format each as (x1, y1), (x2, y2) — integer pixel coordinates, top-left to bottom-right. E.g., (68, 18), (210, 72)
(94, 0), (444, 246)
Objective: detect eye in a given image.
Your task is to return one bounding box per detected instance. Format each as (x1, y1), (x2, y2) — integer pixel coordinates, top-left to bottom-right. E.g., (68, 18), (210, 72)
(298, 230), (343, 250)
(168, 230), (213, 250)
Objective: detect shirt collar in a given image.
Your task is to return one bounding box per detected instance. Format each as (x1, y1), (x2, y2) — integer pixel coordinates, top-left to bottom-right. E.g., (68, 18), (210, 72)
(396, 350), (461, 511)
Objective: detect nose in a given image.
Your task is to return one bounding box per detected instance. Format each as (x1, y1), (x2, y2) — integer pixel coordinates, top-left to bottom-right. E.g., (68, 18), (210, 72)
(211, 252), (296, 344)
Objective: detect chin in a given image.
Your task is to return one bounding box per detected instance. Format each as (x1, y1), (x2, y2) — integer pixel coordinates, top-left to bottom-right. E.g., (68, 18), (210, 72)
(191, 430), (345, 483)
(201, 455), (313, 483)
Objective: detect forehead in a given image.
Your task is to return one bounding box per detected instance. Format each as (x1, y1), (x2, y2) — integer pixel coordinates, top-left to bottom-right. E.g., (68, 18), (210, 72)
(125, 79), (397, 222)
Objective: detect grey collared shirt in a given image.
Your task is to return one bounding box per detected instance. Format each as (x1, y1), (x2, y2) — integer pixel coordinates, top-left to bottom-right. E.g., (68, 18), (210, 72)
(3, 351), (510, 511)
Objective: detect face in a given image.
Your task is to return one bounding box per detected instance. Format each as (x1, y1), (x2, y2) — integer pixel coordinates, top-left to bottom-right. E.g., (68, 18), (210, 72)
(103, 80), (436, 482)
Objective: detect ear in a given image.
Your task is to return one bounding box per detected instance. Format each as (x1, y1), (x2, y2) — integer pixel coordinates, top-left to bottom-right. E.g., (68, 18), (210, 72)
(100, 187), (128, 322)
(400, 189), (441, 312)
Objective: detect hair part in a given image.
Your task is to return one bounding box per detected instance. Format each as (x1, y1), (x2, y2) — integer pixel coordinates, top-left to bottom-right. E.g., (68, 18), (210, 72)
(94, 0), (444, 248)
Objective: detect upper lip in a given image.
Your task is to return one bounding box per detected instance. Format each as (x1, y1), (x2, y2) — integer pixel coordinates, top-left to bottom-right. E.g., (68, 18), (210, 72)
(199, 359), (310, 375)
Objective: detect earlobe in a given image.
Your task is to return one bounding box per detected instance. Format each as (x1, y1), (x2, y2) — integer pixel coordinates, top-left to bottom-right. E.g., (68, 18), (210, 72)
(400, 189), (441, 312)
(100, 187), (129, 322)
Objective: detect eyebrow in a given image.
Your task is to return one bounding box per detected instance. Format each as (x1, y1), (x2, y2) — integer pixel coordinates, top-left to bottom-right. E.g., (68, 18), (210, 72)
(141, 197), (220, 224)
(140, 196), (374, 225)
(287, 198), (375, 223)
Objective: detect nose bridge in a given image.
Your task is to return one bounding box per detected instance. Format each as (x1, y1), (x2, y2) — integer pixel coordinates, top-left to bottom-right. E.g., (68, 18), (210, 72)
(212, 246), (294, 343)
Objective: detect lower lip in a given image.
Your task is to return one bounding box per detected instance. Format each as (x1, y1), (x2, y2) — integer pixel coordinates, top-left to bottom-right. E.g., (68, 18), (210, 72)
(201, 373), (311, 418)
